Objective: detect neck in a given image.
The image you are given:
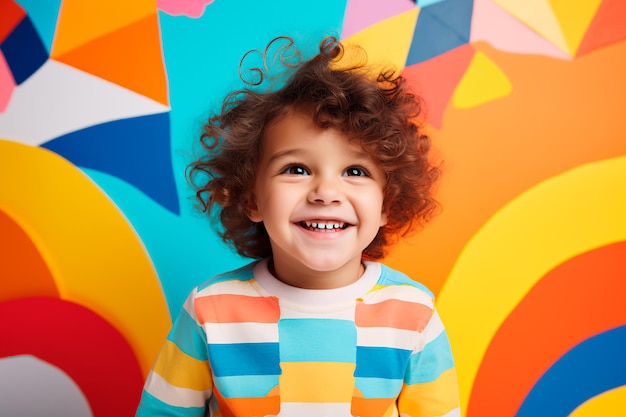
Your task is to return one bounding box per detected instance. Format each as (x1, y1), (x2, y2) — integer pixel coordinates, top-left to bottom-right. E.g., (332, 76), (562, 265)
(268, 257), (365, 290)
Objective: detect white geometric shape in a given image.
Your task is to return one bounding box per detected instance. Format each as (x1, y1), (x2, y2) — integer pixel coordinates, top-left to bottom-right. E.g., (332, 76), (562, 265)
(0, 355), (93, 417)
(0, 59), (169, 145)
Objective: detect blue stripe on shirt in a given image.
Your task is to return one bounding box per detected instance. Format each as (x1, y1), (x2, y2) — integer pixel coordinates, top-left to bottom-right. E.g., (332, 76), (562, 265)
(404, 331), (455, 384)
(167, 307), (209, 361)
(213, 374), (280, 398)
(208, 342), (281, 376)
(355, 346), (412, 379)
(279, 318), (357, 362)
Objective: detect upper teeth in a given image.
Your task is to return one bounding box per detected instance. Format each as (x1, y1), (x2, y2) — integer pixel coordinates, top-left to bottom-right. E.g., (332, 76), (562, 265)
(304, 221), (344, 229)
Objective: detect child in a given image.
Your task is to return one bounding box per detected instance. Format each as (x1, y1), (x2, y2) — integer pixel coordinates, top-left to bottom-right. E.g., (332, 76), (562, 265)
(136, 36), (460, 417)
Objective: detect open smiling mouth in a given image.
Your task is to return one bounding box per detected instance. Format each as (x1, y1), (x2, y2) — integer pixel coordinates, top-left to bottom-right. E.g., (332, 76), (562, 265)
(299, 221), (350, 231)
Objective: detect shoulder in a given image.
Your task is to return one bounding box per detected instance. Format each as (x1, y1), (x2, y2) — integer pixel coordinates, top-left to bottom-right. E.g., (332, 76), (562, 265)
(195, 260), (259, 293)
(362, 262), (437, 333)
(375, 262), (435, 299)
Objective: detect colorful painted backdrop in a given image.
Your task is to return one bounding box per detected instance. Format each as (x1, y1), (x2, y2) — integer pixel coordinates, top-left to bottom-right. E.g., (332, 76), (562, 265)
(1, 0), (625, 415)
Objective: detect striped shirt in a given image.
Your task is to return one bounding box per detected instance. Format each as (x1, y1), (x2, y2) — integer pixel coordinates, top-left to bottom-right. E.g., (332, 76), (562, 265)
(136, 259), (460, 417)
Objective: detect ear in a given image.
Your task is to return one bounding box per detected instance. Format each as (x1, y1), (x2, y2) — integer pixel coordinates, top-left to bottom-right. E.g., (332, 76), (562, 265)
(245, 192), (263, 223)
(379, 211), (388, 227)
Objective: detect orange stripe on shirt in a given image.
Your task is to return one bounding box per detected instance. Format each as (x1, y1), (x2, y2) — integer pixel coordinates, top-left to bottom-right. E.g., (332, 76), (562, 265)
(213, 384), (280, 417)
(351, 395), (397, 417)
(195, 294), (280, 324)
(356, 299), (433, 331)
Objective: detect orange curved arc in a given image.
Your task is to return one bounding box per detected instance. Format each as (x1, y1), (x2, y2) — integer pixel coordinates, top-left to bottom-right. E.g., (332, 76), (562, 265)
(436, 155), (626, 414)
(0, 209), (58, 302)
(468, 242), (626, 416)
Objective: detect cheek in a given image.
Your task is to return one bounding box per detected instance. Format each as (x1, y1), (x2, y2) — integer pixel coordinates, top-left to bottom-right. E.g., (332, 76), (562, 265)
(256, 192), (292, 222)
(357, 192), (385, 221)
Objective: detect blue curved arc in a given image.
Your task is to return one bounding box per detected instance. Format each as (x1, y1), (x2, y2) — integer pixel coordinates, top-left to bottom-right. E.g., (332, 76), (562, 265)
(516, 325), (626, 417)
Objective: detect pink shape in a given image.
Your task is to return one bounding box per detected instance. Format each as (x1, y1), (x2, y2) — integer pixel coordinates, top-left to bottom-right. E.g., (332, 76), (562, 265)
(470, 0), (571, 60)
(0, 51), (16, 113)
(157, 0), (214, 18)
(342, 0), (415, 38)
(403, 44), (475, 129)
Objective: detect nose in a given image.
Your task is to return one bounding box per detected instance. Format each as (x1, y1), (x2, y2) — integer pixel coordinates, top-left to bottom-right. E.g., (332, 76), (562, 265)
(308, 175), (343, 205)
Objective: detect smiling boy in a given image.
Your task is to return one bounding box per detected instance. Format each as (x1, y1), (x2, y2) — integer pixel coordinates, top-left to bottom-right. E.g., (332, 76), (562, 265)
(249, 110), (387, 290)
(136, 36), (460, 417)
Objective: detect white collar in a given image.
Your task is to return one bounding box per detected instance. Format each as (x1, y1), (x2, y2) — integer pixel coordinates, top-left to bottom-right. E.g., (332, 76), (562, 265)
(253, 258), (381, 305)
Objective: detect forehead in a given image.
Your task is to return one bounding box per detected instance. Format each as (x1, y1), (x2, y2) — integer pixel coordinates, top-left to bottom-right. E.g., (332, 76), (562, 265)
(261, 110), (370, 159)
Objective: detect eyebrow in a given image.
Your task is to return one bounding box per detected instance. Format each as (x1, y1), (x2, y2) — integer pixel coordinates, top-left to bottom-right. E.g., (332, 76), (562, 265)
(266, 147), (374, 165)
(266, 148), (303, 162)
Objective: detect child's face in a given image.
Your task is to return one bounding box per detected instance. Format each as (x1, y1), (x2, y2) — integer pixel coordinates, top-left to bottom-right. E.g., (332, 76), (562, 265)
(247, 111), (388, 288)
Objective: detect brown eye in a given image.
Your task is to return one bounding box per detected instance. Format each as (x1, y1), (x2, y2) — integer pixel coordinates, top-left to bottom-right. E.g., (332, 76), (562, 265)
(283, 165), (309, 175)
(344, 167), (368, 177)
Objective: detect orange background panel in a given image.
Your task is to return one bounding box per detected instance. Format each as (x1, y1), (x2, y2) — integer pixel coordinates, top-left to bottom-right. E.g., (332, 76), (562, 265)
(53, 15), (168, 105)
(0, 210), (58, 302)
(386, 39), (626, 296)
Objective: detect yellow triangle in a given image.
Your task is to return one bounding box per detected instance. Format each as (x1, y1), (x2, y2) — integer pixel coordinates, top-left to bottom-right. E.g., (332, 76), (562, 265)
(52, 0), (156, 58)
(493, 0), (570, 55)
(549, 0), (603, 55)
(342, 7), (420, 72)
(452, 51), (512, 108)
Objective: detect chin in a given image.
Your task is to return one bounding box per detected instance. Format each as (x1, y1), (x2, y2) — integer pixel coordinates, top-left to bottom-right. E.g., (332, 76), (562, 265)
(300, 257), (357, 273)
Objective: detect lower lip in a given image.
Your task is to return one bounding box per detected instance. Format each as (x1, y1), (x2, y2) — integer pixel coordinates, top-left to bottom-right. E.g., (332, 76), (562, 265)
(296, 224), (349, 239)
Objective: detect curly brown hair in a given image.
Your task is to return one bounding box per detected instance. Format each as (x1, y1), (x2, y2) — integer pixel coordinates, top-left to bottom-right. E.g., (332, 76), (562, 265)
(187, 36), (440, 260)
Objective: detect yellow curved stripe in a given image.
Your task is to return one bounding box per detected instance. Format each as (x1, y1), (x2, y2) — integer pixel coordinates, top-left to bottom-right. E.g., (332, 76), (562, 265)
(568, 385), (626, 417)
(0, 140), (170, 376)
(436, 156), (626, 414)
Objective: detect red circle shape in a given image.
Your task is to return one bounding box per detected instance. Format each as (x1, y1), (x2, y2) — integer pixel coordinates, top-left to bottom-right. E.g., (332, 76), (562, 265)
(0, 297), (145, 416)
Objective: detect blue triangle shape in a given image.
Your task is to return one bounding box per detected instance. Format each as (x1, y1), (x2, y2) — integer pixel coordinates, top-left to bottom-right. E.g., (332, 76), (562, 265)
(42, 113), (180, 214)
(406, 0), (473, 65)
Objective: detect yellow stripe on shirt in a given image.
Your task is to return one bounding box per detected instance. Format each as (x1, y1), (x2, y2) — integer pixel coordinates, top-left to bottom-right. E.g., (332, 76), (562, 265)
(153, 339), (213, 390)
(398, 367), (460, 417)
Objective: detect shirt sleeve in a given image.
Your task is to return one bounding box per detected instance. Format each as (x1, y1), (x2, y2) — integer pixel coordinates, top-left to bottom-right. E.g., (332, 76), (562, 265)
(397, 309), (461, 417)
(136, 289), (213, 417)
